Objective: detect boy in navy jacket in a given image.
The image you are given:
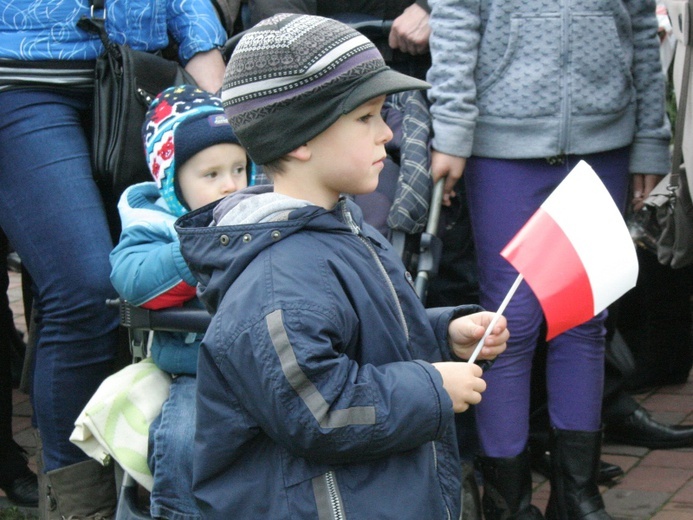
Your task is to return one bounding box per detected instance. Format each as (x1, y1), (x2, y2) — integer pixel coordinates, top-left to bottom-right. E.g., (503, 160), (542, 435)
(176, 14), (507, 519)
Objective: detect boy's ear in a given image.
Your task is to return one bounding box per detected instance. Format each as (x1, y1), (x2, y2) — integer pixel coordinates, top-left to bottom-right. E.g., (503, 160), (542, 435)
(286, 144), (311, 162)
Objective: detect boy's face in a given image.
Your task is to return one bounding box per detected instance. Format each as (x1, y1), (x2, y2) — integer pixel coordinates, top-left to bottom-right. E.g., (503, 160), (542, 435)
(177, 143), (248, 211)
(306, 95), (392, 205)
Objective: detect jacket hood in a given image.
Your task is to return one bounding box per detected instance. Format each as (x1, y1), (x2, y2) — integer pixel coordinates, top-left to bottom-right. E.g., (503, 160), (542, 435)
(176, 186), (368, 314)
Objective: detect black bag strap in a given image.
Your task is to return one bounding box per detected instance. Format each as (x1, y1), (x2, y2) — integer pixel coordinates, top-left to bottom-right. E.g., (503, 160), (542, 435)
(76, 0), (110, 50)
(671, 1), (693, 190)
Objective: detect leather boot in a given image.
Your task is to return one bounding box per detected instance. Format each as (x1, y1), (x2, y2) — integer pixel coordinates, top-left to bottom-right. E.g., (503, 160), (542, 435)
(44, 458), (117, 520)
(546, 429), (611, 519)
(476, 450), (545, 520)
(34, 429), (56, 520)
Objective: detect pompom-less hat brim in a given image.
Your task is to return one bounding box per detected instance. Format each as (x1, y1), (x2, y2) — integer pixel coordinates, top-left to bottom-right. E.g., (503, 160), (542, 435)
(240, 67), (430, 165)
(340, 67), (430, 116)
(222, 13), (430, 165)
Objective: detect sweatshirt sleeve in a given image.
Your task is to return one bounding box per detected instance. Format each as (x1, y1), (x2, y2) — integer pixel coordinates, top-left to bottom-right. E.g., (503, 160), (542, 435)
(426, 0), (481, 158)
(166, 0), (227, 64)
(626, 0), (672, 174)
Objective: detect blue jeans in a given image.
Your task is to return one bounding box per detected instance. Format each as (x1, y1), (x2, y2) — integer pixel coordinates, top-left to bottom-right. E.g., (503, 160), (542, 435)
(0, 87), (119, 471)
(148, 375), (200, 520)
(464, 150), (630, 458)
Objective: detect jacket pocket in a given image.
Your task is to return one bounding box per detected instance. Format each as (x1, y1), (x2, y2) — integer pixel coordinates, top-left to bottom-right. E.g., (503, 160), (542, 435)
(281, 455), (343, 520)
(570, 13), (633, 115)
(476, 14), (563, 118)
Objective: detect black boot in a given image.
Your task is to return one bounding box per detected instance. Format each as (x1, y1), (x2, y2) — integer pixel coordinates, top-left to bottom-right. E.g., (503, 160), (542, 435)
(461, 460), (482, 520)
(0, 440), (38, 507)
(546, 429), (611, 519)
(476, 450), (544, 520)
(604, 407), (693, 449)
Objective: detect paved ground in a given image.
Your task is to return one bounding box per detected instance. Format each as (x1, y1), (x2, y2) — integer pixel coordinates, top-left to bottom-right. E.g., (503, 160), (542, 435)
(2, 268), (692, 518)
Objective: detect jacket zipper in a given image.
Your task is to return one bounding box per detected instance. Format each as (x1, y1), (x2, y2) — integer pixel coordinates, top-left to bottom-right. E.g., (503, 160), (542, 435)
(326, 471), (345, 520)
(341, 205), (451, 519)
(341, 205), (409, 340)
(559, 6), (570, 153)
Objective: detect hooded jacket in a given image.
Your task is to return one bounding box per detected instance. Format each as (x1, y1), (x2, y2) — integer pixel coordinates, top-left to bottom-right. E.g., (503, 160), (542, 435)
(176, 185), (480, 519)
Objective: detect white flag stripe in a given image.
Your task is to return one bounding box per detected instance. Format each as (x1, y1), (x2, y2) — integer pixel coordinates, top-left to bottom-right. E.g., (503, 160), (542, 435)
(541, 161), (638, 313)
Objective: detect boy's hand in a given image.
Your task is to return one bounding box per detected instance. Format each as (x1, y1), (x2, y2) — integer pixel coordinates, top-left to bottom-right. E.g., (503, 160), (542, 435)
(448, 312), (508, 361)
(432, 362), (486, 412)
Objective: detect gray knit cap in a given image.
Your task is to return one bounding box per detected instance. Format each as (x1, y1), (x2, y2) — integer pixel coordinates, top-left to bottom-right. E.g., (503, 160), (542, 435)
(221, 13), (430, 165)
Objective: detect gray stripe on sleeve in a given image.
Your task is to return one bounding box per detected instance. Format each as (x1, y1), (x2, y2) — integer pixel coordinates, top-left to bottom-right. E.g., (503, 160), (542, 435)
(265, 309), (376, 428)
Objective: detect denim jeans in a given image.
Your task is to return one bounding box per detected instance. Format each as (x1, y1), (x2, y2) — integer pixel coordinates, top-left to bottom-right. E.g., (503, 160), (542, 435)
(0, 87), (119, 471)
(464, 149), (630, 457)
(148, 375), (200, 520)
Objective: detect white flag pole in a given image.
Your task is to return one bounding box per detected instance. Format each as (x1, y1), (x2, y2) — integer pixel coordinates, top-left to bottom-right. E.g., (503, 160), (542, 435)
(467, 273), (523, 364)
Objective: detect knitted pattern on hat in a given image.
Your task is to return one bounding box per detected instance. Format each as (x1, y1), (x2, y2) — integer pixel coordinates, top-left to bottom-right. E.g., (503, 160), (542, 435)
(221, 13), (428, 165)
(143, 85), (237, 217)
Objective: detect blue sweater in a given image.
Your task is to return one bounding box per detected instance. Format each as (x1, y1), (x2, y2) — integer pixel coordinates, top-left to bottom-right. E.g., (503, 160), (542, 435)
(427, 0), (671, 174)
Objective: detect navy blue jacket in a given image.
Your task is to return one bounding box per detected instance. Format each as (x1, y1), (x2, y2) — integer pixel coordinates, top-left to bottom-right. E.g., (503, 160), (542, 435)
(176, 188), (479, 519)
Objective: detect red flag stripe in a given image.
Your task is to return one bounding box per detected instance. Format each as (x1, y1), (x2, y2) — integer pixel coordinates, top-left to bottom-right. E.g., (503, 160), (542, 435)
(501, 207), (594, 340)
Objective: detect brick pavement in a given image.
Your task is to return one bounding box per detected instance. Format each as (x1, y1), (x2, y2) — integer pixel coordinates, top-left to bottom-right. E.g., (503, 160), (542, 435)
(2, 269), (692, 518)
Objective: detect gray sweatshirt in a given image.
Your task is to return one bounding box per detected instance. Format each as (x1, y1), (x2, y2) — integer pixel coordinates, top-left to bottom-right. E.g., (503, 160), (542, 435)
(426, 0), (671, 174)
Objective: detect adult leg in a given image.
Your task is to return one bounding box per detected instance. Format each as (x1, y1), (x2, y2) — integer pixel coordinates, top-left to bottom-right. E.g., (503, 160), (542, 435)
(0, 88), (118, 516)
(617, 248), (693, 391)
(465, 157), (553, 519)
(0, 229), (38, 506)
(543, 150), (629, 520)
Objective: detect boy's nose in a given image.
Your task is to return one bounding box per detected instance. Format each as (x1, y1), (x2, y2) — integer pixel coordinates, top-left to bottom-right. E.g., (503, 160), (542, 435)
(221, 176), (237, 194)
(379, 118), (394, 144)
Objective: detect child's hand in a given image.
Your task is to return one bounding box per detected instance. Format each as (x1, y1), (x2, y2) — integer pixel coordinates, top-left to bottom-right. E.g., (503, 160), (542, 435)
(432, 362), (486, 412)
(448, 312), (508, 361)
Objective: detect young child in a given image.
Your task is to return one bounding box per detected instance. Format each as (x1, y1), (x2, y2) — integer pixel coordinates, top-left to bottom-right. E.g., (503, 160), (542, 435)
(176, 14), (507, 519)
(109, 84), (248, 520)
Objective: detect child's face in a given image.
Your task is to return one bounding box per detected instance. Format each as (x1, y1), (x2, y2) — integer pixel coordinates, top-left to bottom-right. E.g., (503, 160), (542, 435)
(177, 143), (248, 211)
(306, 95), (392, 206)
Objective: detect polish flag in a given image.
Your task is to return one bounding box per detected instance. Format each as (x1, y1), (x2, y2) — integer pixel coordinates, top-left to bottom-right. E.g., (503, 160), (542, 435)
(500, 160), (638, 340)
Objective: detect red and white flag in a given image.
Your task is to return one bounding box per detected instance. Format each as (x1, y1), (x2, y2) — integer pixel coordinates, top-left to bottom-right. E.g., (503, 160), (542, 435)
(500, 160), (638, 340)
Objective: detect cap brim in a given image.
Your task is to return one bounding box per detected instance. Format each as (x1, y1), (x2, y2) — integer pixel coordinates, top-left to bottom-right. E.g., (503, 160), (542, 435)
(341, 68), (430, 114)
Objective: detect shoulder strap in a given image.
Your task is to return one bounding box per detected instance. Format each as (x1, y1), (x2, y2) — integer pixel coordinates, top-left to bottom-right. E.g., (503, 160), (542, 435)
(76, 0), (109, 48)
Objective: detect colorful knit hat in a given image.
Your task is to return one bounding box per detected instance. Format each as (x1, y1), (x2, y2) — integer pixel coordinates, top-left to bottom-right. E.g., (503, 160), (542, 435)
(142, 85), (240, 216)
(221, 13), (430, 165)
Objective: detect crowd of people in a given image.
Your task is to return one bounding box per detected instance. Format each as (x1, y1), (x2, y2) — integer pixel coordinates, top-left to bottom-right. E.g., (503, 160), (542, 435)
(1, 1), (692, 519)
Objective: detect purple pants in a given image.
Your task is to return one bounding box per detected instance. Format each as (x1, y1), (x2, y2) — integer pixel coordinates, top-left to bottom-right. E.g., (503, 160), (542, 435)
(465, 150), (629, 457)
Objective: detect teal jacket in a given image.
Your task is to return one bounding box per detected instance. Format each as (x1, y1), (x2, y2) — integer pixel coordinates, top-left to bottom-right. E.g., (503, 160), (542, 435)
(110, 183), (203, 375)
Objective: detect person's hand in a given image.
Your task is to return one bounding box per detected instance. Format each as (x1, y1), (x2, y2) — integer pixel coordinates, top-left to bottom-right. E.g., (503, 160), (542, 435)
(432, 362), (485, 412)
(631, 173), (661, 212)
(388, 3), (431, 55)
(184, 48), (226, 94)
(430, 150), (466, 206)
(448, 312), (508, 361)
